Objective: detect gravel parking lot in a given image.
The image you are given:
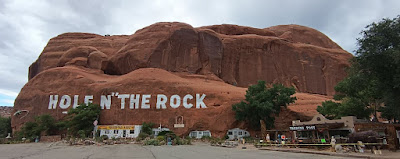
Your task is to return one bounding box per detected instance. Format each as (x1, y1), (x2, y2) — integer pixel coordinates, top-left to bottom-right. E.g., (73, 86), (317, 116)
(0, 142), (357, 159)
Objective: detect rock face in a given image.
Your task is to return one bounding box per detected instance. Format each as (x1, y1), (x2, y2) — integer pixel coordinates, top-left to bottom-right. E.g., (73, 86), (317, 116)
(0, 106), (12, 118)
(14, 22), (352, 136)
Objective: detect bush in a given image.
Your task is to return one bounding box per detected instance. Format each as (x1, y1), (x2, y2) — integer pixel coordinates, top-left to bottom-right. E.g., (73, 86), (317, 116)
(173, 137), (182, 145)
(210, 137), (224, 145)
(159, 140), (166, 145)
(243, 136), (256, 143)
(13, 114), (59, 141)
(201, 135), (212, 141)
(35, 114), (57, 135)
(182, 137), (191, 145)
(172, 136), (191, 145)
(20, 121), (40, 141)
(137, 132), (149, 141)
(101, 135), (108, 140)
(144, 139), (160, 146)
(224, 134), (229, 140)
(156, 135), (165, 142)
(141, 122), (155, 135)
(157, 131), (176, 138)
(0, 116), (11, 138)
(94, 135), (108, 142)
(78, 130), (86, 139)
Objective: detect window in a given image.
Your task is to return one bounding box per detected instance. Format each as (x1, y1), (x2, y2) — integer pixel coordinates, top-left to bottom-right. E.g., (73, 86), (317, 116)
(238, 131), (243, 135)
(130, 130), (135, 134)
(203, 131), (211, 137)
(190, 131), (197, 137)
(228, 131), (233, 135)
(105, 130), (109, 134)
(298, 131), (312, 139)
(114, 130), (118, 134)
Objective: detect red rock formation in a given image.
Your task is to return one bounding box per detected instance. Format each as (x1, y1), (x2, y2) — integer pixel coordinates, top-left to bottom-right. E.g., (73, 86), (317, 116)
(0, 106), (13, 118)
(14, 22), (352, 136)
(28, 22), (352, 95)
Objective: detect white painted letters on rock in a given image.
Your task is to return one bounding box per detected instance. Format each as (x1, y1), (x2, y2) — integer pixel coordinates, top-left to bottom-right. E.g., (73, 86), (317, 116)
(100, 95), (111, 109)
(196, 94), (207, 109)
(47, 94), (207, 110)
(48, 95), (58, 109)
(84, 95), (93, 105)
(156, 94), (167, 109)
(59, 95), (71, 109)
(141, 94), (151, 109)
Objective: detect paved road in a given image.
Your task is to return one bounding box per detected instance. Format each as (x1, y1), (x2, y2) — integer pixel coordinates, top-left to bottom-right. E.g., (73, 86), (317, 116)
(0, 142), (357, 159)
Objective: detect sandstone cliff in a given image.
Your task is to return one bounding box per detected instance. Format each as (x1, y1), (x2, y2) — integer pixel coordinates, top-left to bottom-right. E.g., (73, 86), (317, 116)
(14, 22), (352, 136)
(29, 22), (352, 95)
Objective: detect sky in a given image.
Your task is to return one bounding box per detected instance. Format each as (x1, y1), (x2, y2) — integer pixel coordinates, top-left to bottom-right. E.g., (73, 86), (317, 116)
(0, 0), (399, 106)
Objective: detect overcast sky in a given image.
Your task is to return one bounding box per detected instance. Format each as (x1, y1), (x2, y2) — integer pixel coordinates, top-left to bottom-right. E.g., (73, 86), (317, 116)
(0, 0), (399, 106)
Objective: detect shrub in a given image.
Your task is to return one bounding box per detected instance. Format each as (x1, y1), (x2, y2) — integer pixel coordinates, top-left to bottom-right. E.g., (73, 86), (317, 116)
(182, 137), (191, 145)
(172, 136), (191, 145)
(210, 137), (224, 145)
(101, 135), (108, 140)
(201, 135), (212, 141)
(173, 137), (182, 145)
(224, 134), (229, 140)
(144, 139), (160, 146)
(78, 130), (86, 139)
(157, 131), (176, 138)
(137, 132), (149, 141)
(156, 135), (165, 142)
(0, 116), (11, 138)
(243, 136), (256, 143)
(141, 122), (155, 135)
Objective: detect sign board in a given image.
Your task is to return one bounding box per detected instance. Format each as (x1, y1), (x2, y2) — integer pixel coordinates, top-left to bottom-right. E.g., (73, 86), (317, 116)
(174, 124), (185, 128)
(281, 135), (286, 139)
(289, 125), (316, 131)
(97, 125), (134, 130)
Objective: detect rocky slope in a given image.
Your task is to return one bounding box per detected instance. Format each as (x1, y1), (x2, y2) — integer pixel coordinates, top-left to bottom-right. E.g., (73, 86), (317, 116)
(14, 22), (352, 136)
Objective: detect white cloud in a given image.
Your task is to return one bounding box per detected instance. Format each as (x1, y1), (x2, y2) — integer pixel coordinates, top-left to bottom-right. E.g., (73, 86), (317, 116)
(0, 89), (19, 97)
(1, 99), (15, 105)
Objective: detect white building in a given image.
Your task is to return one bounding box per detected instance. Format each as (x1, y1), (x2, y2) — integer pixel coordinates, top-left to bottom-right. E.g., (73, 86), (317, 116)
(98, 125), (142, 139)
(189, 130), (211, 139)
(227, 128), (250, 140)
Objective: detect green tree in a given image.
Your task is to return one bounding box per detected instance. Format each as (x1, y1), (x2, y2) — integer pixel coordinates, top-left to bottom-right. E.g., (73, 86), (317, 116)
(19, 121), (40, 140)
(141, 122), (155, 135)
(35, 114), (57, 135)
(65, 103), (101, 137)
(14, 114), (58, 140)
(318, 16), (400, 121)
(355, 16), (400, 122)
(317, 64), (378, 120)
(0, 116), (11, 138)
(316, 101), (341, 119)
(232, 81), (296, 129)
